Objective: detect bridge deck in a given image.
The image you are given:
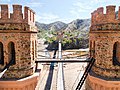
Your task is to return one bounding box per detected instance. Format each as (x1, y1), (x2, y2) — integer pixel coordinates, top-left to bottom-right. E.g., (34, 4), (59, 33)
(35, 62), (87, 90)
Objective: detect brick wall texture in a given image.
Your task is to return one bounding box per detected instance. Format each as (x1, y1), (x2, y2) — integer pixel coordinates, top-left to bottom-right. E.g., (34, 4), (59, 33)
(86, 5), (120, 90)
(0, 4), (37, 79)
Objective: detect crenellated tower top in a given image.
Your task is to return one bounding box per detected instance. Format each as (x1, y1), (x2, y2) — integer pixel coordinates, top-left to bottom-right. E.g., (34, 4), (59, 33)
(91, 5), (120, 31)
(0, 4), (35, 24)
(0, 4), (36, 31)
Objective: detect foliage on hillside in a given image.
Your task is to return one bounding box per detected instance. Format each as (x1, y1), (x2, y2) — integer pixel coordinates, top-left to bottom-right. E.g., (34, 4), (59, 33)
(37, 29), (88, 50)
(36, 19), (90, 50)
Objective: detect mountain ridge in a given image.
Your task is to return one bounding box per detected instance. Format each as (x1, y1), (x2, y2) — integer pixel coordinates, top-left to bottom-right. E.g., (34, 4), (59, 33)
(36, 19), (91, 50)
(35, 18), (90, 31)
(35, 21), (68, 31)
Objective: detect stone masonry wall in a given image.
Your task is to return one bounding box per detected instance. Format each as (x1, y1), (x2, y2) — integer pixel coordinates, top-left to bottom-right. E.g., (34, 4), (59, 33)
(0, 5), (37, 31)
(86, 75), (120, 90)
(0, 4), (37, 79)
(89, 5), (120, 78)
(86, 5), (120, 90)
(90, 32), (120, 78)
(0, 32), (37, 79)
(0, 5), (35, 26)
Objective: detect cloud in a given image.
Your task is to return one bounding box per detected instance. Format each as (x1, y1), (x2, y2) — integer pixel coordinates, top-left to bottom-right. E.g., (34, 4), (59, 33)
(36, 13), (74, 24)
(35, 13), (60, 24)
(91, 0), (107, 3)
(70, 1), (92, 15)
(70, 1), (92, 18)
(69, 0), (109, 19)
(26, 2), (44, 8)
(73, 2), (92, 11)
(0, 0), (11, 2)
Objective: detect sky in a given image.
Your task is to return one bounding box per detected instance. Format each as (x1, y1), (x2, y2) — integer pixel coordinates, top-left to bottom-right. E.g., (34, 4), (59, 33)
(0, 0), (120, 24)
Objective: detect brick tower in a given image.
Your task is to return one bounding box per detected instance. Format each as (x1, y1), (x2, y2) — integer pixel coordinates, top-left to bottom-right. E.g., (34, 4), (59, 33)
(0, 4), (38, 90)
(86, 5), (120, 90)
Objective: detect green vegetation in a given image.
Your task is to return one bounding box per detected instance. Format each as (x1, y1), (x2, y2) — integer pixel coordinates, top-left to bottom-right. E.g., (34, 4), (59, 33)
(37, 29), (89, 50)
(36, 19), (90, 50)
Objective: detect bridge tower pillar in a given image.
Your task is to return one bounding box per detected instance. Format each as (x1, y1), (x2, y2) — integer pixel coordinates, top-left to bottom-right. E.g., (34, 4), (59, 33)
(0, 4), (38, 90)
(86, 5), (120, 90)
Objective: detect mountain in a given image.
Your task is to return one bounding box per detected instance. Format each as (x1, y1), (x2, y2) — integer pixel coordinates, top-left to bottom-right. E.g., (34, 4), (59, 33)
(64, 19), (90, 39)
(35, 22), (48, 30)
(65, 19), (90, 31)
(36, 19), (90, 31)
(36, 19), (90, 50)
(35, 21), (67, 31)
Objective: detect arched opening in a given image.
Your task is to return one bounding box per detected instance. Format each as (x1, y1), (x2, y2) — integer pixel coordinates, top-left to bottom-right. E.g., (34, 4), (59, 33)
(93, 41), (95, 58)
(0, 42), (4, 65)
(35, 40), (37, 58)
(8, 42), (16, 65)
(89, 41), (95, 57)
(113, 42), (120, 66)
(32, 41), (35, 60)
(89, 41), (92, 57)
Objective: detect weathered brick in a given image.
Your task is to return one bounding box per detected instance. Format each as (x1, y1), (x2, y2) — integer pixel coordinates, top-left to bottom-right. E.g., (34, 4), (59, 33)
(86, 5), (120, 90)
(0, 4), (37, 79)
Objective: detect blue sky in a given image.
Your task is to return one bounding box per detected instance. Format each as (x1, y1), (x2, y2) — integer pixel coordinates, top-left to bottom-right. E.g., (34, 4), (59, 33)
(0, 0), (120, 24)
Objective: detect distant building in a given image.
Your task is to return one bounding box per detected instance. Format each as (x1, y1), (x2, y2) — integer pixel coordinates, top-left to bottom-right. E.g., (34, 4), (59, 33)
(86, 5), (120, 90)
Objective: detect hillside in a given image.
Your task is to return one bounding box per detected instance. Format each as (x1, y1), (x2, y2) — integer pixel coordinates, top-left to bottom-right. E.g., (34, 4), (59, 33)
(36, 21), (67, 31)
(36, 19), (90, 50)
(65, 19), (90, 31)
